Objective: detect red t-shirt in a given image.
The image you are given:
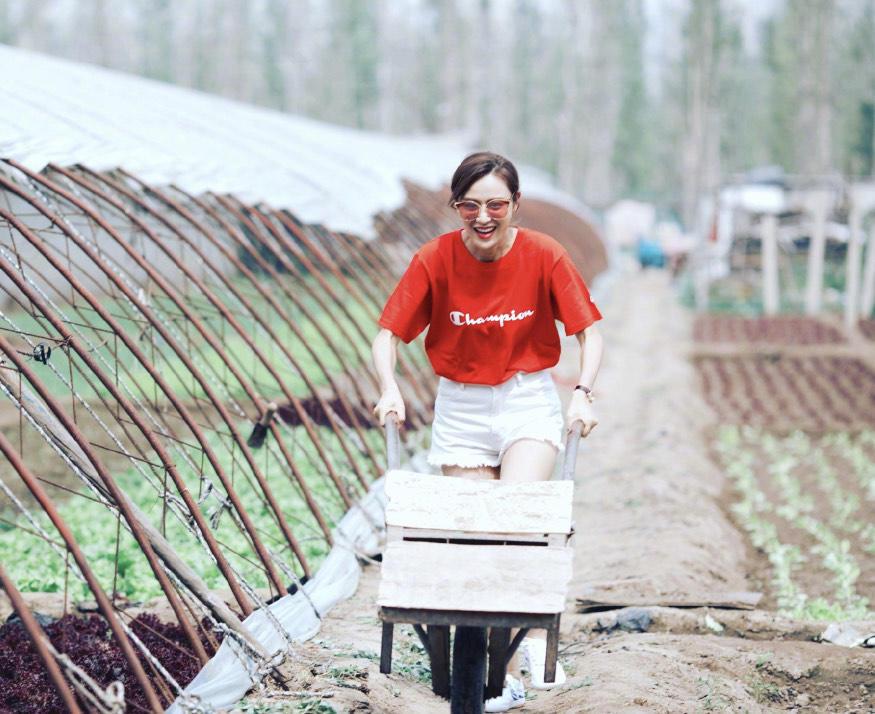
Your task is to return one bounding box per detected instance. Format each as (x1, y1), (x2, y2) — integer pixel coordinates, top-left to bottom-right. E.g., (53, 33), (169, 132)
(378, 227), (602, 385)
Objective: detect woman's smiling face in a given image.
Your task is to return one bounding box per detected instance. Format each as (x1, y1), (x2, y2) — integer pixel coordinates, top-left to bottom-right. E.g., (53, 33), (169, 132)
(458, 172), (518, 259)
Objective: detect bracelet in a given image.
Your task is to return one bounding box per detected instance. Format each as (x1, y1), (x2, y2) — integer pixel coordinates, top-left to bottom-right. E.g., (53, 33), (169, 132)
(574, 384), (594, 403)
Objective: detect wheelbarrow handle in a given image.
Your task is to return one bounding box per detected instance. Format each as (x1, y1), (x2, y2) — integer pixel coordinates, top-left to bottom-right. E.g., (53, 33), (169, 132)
(384, 411), (401, 471)
(560, 420), (583, 481)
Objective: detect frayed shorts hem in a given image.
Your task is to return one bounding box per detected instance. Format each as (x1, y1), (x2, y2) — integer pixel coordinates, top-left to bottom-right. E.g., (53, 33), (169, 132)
(428, 435), (564, 470)
(426, 454), (501, 469)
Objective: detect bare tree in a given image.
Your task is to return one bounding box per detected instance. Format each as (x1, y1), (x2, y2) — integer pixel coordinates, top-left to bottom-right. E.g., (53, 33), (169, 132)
(681, 0), (723, 229)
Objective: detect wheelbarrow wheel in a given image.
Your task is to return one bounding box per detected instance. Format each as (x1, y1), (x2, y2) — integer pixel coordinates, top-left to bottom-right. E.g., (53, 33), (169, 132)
(451, 626), (487, 714)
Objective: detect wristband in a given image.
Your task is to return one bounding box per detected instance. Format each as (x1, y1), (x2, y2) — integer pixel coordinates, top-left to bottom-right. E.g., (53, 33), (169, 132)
(574, 384), (594, 403)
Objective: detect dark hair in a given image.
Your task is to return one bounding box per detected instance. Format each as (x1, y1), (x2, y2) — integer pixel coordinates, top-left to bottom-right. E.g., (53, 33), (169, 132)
(449, 151), (520, 205)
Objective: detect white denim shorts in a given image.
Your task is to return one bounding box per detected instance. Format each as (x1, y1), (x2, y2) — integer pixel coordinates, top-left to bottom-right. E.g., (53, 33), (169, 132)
(428, 369), (564, 469)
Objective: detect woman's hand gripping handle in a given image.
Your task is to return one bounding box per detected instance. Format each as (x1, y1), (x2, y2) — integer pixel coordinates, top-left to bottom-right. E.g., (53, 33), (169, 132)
(566, 389), (598, 438)
(372, 328), (406, 427)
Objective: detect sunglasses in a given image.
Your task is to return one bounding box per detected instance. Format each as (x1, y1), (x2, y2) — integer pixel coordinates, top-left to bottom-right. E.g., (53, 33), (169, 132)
(453, 198), (514, 221)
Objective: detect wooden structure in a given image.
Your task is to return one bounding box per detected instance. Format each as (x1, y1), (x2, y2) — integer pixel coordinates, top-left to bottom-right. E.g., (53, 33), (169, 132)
(377, 466), (576, 701)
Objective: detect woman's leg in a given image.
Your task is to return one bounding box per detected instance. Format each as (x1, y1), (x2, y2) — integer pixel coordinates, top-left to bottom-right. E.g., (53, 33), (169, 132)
(499, 439), (559, 678)
(498, 439), (557, 483)
(441, 464), (500, 480)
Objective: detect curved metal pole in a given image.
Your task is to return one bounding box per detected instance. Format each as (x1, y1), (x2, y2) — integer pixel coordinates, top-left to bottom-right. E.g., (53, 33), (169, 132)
(212, 193), (430, 438)
(202, 192), (382, 431)
(247, 203), (434, 425)
(0, 564), (86, 713)
(307, 224), (392, 305)
(0, 329), (204, 699)
(17, 163), (297, 588)
(0, 185), (260, 614)
(0, 246), (273, 654)
(327, 228), (400, 300)
(212, 194), (384, 397)
(271, 209), (437, 407)
(53, 163), (359, 517)
(308, 223), (435, 377)
(100, 168), (378, 486)
(161, 181), (383, 477)
(0, 430), (169, 708)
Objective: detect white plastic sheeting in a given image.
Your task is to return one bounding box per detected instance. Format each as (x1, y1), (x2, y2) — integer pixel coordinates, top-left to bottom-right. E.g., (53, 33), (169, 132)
(0, 45), (465, 239)
(167, 480), (387, 714)
(0, 46), (600, 239)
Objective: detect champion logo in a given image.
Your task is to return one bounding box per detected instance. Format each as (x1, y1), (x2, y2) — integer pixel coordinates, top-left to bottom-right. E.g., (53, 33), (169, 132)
(449, 308), (535, 328)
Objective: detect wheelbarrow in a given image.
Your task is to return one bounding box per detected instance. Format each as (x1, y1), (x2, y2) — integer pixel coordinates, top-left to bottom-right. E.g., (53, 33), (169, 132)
(377, 413), (581, 713)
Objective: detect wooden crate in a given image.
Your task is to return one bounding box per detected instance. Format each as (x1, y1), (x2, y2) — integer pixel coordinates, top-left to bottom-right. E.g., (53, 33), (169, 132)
(377, 470), (575, 614)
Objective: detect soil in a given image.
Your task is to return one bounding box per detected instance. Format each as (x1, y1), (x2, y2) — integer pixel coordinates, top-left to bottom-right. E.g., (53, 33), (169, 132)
(238, 264), (875, 713)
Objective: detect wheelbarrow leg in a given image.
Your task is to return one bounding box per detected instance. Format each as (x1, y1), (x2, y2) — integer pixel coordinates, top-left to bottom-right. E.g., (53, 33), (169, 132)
(380, 622), (394, 674)
(428, 625), (451, 699)
(486, 627), (510, 699)
(544, 615), (560, 683)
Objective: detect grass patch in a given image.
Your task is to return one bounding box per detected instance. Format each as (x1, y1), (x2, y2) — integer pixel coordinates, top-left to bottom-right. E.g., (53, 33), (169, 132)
(746, 674), (782, 704)
(0, 421), (365, 599)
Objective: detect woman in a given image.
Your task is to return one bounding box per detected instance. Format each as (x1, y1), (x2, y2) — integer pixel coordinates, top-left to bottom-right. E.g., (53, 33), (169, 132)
(372, 151), (603, 711)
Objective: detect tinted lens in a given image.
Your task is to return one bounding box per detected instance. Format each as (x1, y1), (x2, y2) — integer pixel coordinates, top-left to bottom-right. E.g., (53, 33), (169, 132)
(486, 200), (510, 217)
(455, 201), (480, 219)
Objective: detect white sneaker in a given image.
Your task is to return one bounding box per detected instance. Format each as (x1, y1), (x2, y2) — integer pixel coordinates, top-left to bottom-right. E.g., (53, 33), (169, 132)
(484, 674), (526, 712)
(519, 637), (566, 690)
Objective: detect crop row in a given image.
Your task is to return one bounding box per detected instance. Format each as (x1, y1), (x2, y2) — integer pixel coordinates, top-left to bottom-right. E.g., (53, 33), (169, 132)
(695, 355), (875, 431)
(693, 315), (845, 345)
(716, 426), (874, 621)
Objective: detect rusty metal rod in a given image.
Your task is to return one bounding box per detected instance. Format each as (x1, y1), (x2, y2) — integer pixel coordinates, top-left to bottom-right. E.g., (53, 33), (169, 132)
(211, 193), (384, 399)
(308, 223), (436, 378)
(271, 208), (436, 405)
(57, 165), (356, 520)
(24, 162), (295, 589)
(0, 259), (272, 658)
(0, 331), (198, 709)
(0, 429), (173, 705)
(0, 182), (260, 615)
(174, 185), (383, 447)
(104, 170), (376, 487)
(0, 563), (86, 713)
(244, 202), (432, 424)
(156, 181), (383, 478)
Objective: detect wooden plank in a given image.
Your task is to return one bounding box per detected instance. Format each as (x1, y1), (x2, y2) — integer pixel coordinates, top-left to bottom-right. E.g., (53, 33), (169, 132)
(545, 615), (560, 683)
(379, 607), (557, 629)
(575, 589), (763, 612)
(378, 541), (572, 614)
(385, 470), (573, 535)
(805, 190), (830, 315)
(761, 213), (779, 315)
(389, 525), (571, 547)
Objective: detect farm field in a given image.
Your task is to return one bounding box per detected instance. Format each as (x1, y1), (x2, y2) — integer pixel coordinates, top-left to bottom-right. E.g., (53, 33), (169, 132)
(692, 315), (846, 345)
(243, 269), (875, 713)
(694, 355), (875, 431)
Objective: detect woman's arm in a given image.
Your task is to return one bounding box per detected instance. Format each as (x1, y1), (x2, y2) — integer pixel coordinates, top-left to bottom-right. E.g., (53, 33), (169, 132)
(372, 328), (405, 424)
(566, 323), (603, 437)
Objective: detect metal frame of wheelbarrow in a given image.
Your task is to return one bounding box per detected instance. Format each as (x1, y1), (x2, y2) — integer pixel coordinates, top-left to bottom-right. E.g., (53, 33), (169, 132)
(378, 413), (581, 703)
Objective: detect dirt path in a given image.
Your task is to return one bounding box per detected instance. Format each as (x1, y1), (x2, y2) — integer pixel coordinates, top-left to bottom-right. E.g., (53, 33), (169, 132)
(245, 267), (875, 713)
